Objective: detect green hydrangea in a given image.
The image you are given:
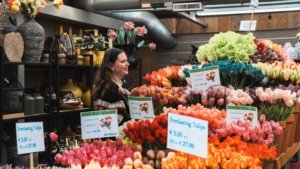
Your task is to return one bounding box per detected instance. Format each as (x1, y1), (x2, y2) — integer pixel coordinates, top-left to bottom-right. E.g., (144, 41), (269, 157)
(196, 31), (257, 62)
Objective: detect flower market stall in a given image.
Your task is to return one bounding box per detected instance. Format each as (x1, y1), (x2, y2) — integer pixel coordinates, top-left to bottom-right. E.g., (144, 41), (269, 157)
(39, 31), (300, 169)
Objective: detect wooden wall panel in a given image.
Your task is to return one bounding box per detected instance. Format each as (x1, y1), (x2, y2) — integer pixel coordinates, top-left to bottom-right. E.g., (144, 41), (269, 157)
(163, 12), (300, 34)
(177, 19), (192, 34)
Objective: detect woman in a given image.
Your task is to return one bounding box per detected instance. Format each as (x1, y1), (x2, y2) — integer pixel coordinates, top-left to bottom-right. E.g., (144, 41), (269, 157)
(93, 48), (130, 125)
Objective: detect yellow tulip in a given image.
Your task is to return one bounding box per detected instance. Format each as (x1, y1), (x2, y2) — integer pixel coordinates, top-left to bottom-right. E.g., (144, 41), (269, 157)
(53, 0), (64, 9)
(10, 5), (20, 13)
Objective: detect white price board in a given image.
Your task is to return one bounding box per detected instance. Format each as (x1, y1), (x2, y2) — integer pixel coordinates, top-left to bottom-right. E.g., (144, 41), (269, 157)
(81, 110), (119, 139)
(129, 97), (155, 119)
(190, 66), (221, 92)
(226, 105), (258, 125)
(250, 0), (259, 8)
(16, 122), (45, 155)
(167, 113), (208, 158)
(239, 20), (257, 31)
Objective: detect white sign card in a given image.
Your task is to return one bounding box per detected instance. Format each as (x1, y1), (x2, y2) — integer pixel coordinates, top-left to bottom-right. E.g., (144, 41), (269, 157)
(190, 65), (221, 92)
(128, 96), (155, 119)
(250, 0), (259, 8)
(239, 20), (257, 31)
(81, 110), (119, 139)
(226, 105), (258, 125)
(16, 122), (45, 155)
(167, 113), (208, 158)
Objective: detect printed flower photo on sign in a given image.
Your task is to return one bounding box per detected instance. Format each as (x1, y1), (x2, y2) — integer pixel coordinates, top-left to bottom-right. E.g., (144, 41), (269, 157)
(99, 116), (113, 130)
(244, 112), (254, 122)
(205, 71), (216, 82)
(139, 102), (149, 114)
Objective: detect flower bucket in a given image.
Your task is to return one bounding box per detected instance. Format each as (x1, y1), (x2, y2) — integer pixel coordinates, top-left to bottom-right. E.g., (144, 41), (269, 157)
(294, 104), (300, 142)
(277, 121), (286, 155)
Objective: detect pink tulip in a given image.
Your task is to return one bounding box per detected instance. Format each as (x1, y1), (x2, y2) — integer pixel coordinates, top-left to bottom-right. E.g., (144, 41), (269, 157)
(107, 29), (117, 40)
(49, 132), (58, 142)
(259, 114), (266, 123)
(149, 42), (156, 51)
(134, 26), (147, 36)
(275, 127), (283, 135)
(123, 21), (135, 30)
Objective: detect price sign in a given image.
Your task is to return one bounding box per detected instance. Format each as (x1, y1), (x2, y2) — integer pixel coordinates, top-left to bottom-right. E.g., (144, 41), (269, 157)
(16, 122), (45, 154)
(81, 110), (119, 139)
(129, 97), (155, 119)
(167, 113), (208, 158)
(190, 66), (221, 92)
(226, 105), (258, 125)
(250, 0), (259, 8)
(240, 20), (257, 31)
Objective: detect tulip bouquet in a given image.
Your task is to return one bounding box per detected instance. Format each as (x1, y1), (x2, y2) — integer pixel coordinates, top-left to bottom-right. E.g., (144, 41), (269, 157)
(209, 135), (277, 160)
(54, 138), (148, 168)
(253, 61), (300, 86)
(210, 114), (282, 146)
(107, 21), (156, 50)
(185, 85), (254, 109)
(202, 59), (266, 89)
(250, 39), (285, 63)
(163, 104), (226, 129)
(143, 66), (183, 88)
(254, 87), (298, 121)
(161, 144), (262, 169)
(130, 85), (188, 107)
(123, 104), (226, 149)
(123, 113), (168, 150)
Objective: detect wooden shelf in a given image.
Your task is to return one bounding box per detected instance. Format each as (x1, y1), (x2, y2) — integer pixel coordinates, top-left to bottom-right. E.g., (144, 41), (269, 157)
(3, 61), (50, 67)
(58, 64), (92, 69)
(52, 107), (92, 114)
(2, 112), (50, 121)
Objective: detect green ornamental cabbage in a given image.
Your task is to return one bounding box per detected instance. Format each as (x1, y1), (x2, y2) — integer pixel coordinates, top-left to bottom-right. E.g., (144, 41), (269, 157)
(196, 31), (257, 62)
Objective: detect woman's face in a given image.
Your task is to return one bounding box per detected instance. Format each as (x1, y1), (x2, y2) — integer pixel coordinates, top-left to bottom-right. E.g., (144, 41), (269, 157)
(112, 52), (130, 79)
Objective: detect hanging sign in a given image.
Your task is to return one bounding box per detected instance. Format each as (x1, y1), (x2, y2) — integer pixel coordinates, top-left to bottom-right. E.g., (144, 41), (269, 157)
(129, 96), (155, 119)
(190, 66), (221, 92)
(167, 113), (208, 158)
(240, 20), (257, 31)
(250, 0), (259, 8)
(226, 105), (258, 125)
(16, 122), (45, 155)
(81, 110), (119, 139)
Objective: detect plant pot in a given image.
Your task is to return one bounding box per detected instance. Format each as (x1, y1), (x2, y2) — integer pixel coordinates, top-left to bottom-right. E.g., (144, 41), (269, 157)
(17, 19), (45, 63)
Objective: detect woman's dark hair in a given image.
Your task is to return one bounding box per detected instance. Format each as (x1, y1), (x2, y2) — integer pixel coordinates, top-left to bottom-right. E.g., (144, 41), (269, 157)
(92, 48), (124, 99)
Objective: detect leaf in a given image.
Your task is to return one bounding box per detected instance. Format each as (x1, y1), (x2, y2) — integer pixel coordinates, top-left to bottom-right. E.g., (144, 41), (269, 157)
(137, 40), (145, 48)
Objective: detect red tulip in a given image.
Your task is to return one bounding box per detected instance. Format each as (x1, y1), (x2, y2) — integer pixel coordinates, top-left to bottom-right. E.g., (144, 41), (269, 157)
(49, 132), (58, 142)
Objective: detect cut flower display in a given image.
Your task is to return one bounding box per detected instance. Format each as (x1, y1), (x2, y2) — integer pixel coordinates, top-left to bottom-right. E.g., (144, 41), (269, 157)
(202, 59), (266, 89)
(9, 0), (63, 19)
(107, 21), (156, 50)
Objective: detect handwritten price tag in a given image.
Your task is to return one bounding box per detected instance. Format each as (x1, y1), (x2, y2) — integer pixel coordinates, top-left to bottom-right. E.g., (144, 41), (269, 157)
(81, 110), (118, 139)
(167, 113), (208, 158)
(129, 97), (155, 119)
(190, 66), (221, 92)
(16, 122), (45, 154)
